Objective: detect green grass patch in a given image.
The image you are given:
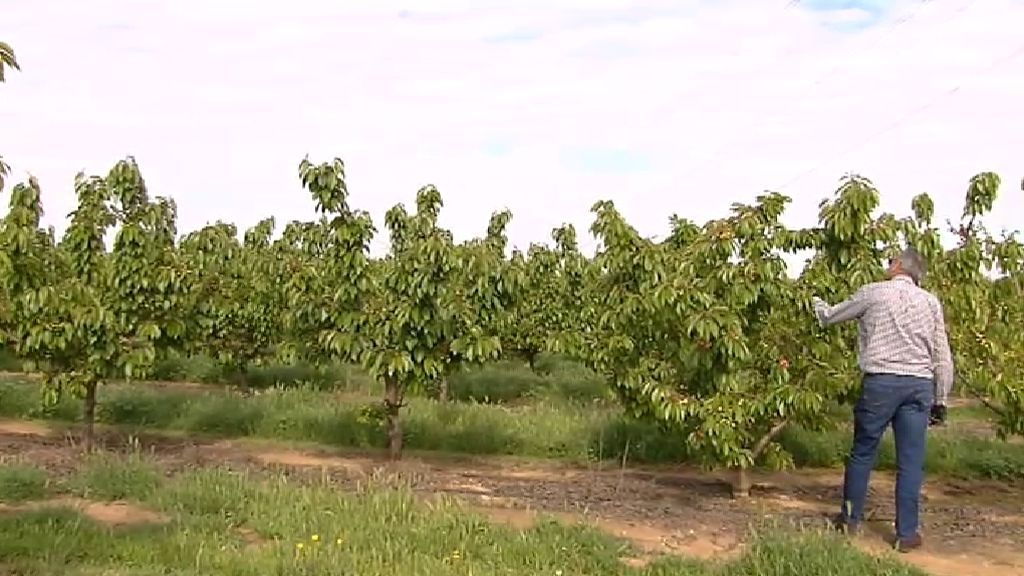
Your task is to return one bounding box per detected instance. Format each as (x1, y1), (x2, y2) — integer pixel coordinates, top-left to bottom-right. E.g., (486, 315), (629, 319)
(70, 452), (163, 501)
(0, 370), (1021, 483)
(0, 458), (925, 576)
(780, 420), (1024, 483)
(447, 356), (609, 404)
(0, 463), (50, 503)
(723, 529), (924, 576)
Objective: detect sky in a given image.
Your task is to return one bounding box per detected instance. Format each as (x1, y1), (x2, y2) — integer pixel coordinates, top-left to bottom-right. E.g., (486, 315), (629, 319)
(1, 0), (1023, 260)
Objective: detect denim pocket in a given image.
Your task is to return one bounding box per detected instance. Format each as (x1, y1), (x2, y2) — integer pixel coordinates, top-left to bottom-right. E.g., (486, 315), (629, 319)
(856, 380), (891, 416)
(908, 381), (935, 411)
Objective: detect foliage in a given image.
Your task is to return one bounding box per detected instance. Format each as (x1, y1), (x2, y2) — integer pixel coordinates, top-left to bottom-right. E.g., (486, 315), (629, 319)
(363, 186), (513, 457)
(0, 40), (21, 193)
(0, 160), (186, 448)
(2, 150), (1023, 465)
(179, 218), (284, 383)
(574, 173), (1023, 496)
(284, 157), (374, 367)
(0, 40), (18, 83)
(580, 192), (831, 495)
(503, 225), (588, 371)
(924, 173), (1024, 436)
(428, 209), (518, 400)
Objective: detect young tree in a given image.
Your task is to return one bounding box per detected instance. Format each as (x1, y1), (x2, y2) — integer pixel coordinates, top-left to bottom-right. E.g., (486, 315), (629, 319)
(580, 176), (904, 497)
(179, 221), (242, 373)
(1, 160), (185, 449)
(927, 173), (1024, 436)
(3, 173), (116, 450)
(501, 224), (590, 374)
(360, 187), (511, 458)
(0, 177), (58, 376)
(106, 159), (188, 383)
(545, 225), (591, 361)
(180, 218), (282, 385)
(432, 209), (515, 401)
(284, 158), (374, 373)
(501, 246), (552, 372)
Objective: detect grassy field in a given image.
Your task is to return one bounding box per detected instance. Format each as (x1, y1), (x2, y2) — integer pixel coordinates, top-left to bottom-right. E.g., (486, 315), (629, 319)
(0, 355), (1022, 575)
(0, 445), (932, 576)
(0, 359), (1022, 483)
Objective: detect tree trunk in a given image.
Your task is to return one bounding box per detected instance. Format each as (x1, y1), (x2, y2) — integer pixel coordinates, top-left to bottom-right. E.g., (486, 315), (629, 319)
(729, 420), (790, 499)
(732, 467), (752, 499)
(527, 351), (538, 374)
(384, 376), (404, 460)
(438, 375), (449, 403)
(237, 363), (250, 389)
(83, 381), (97, 453)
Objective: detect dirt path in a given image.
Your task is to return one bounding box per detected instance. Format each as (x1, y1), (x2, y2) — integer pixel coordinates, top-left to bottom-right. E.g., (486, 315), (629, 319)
(1, 419), (1022, 576)
(0, 498), (168, 526)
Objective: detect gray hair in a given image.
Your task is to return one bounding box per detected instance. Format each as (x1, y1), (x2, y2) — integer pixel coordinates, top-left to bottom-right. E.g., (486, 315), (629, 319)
(895, 247), (927, 285)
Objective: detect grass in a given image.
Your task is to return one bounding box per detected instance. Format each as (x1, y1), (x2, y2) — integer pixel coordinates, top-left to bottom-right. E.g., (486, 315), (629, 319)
(0, 454), (926, 575)
(780, 420), (1024, 483)
(0, 463), (50, 502)
(1, 350), (612, 403)
(70, 452), (163, 501)
(1, 356), (1023, 483)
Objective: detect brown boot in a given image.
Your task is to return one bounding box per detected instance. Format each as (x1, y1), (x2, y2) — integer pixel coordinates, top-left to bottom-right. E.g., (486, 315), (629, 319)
(894, 533), (923, 553)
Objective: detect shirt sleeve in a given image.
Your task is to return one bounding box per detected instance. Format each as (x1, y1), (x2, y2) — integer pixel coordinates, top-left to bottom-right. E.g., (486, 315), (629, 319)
(930, 298), (955, 405)
(814, 287), (872, 327)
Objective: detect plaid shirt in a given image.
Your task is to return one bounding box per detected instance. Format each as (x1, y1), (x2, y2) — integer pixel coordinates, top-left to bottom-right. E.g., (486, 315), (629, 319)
(813, 275), (954, 405)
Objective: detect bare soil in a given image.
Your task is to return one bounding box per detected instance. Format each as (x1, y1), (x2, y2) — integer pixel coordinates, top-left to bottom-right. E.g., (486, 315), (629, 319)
(0, 498), (168, 526)
(1, 419), (1022, 576)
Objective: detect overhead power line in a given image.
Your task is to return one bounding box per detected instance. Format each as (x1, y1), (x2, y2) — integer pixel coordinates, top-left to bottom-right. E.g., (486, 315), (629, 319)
(775, 41), (1024, 190)
(674, 0), (945, 183)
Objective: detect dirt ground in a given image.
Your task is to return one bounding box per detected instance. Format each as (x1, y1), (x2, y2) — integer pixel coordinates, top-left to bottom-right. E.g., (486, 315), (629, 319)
(1, 419), (1022, 576)
(0, 497), (169, 526)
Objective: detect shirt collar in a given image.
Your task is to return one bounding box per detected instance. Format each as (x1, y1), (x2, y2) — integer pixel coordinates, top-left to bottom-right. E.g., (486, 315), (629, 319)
(891, 275), (915, 285)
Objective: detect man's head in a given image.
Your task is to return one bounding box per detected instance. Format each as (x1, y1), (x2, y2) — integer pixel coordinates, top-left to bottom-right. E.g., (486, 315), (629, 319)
(887, 247), (926, 285)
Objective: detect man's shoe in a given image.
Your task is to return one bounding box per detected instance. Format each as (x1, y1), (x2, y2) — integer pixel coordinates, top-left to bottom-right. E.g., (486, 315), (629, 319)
(894, 533), (923, 553)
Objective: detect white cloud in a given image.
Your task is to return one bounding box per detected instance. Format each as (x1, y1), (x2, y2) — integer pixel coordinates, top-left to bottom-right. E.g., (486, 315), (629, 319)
(1, 0), (1022, 259)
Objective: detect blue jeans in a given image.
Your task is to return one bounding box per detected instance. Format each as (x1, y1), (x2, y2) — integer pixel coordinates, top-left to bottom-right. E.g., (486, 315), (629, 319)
(841, 373), (933, 540)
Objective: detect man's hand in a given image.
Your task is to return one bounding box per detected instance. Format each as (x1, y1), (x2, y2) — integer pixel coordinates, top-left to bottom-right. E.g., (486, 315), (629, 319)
(929, 404), (947, 427)
(811, 297), (829, 327)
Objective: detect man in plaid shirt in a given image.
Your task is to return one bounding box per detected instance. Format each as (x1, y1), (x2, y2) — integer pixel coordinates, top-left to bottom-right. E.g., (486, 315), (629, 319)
(813, 247), (954, 552)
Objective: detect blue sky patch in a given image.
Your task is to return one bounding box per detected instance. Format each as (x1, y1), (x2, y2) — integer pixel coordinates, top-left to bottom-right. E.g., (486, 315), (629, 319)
(799, 0), (887, 13)
(562, 148), (652, 173)
(482, 29), (544, 44)
(481, 139), (513, 157)
(799, 0), (888, 32)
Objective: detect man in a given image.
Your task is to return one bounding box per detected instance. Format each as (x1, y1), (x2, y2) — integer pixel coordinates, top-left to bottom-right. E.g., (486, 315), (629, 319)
(812, 247), (954, 552)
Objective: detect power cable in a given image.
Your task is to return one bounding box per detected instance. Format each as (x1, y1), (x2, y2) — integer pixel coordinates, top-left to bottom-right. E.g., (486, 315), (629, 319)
(674, 0), (945, 181)
(774, 41), (1024, 190)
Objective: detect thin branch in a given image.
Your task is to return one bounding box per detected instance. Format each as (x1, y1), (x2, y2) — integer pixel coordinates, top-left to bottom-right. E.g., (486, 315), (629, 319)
(751, 419), (789, 460)
(968, 389), (1005, 418)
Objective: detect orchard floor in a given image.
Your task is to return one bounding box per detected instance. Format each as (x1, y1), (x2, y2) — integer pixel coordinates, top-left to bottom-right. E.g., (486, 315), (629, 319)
(1, 419), (1022, 576)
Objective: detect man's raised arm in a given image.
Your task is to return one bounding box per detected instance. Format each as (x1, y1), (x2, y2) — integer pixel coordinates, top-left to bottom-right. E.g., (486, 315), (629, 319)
(813, 287), (871, 327)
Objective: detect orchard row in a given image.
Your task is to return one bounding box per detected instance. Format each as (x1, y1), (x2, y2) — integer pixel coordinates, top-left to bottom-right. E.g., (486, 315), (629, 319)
(1, 157), (1022, 496)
